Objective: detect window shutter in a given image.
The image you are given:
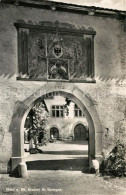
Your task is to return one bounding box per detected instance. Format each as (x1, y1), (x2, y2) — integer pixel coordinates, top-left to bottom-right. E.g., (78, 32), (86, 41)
(85, 36), (94, 77)
(18, 29), (28, 75)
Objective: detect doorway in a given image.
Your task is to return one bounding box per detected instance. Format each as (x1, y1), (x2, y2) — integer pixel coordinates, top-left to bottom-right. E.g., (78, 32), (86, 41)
(24, 94), (89, 172)
(74, 124), (87, 140)
(10, 83), (102, 172)
(50, 127), (59, 139)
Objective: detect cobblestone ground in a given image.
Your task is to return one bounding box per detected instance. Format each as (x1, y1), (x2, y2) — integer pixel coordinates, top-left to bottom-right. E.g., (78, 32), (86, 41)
(0, 141), (126, 195)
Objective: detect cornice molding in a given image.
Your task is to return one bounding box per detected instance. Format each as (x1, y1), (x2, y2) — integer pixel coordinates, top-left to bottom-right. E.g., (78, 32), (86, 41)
(1, 0), (126, 20)
(14, 21), (96, 36)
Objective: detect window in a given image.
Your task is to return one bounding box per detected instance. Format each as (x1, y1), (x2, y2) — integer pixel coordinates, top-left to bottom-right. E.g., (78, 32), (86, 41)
(51, 105), (64, 117)
(74, 104), (83, 117)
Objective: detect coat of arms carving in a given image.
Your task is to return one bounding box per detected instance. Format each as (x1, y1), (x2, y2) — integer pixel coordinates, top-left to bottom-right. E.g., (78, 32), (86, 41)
(48, 59), (69, 80)
(49, 31), (63, 58)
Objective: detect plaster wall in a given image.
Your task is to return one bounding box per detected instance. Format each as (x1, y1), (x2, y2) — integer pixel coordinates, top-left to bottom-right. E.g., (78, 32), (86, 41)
(0, 4), (126, 79)
(0, 78), (126, 173)
(0, 3), (126, 173)
(44, 96), (88, 138)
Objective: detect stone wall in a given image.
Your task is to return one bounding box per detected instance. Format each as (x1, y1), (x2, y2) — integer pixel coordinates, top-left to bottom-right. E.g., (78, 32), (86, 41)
(0, 77), (126, 172)
(0, 3), (126, 172)
(0, 3), (125, 78)
(76, 79), (126, 155)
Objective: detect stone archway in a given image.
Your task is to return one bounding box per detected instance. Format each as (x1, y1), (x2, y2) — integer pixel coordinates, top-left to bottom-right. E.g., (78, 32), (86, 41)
(10, 82), (102, 172)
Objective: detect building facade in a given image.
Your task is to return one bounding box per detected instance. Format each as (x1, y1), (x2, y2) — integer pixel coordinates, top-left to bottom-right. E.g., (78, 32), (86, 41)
(0, 0), (126, 173)
(45, 96), (88, 140)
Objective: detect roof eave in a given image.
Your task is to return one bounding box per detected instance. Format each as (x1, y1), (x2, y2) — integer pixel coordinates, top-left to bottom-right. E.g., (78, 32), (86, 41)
(1, 0), (126, 20)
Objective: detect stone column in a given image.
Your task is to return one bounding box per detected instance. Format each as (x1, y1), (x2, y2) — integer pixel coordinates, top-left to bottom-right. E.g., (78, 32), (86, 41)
(10, 101), (28, 172)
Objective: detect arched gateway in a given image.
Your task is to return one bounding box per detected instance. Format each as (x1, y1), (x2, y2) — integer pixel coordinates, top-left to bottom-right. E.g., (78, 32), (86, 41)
(10, 83), (102, 172)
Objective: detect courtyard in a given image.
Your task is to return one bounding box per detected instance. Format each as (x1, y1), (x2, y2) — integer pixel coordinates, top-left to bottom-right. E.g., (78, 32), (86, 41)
(0, 140), (126, 195)
(25, 140), (89, 172)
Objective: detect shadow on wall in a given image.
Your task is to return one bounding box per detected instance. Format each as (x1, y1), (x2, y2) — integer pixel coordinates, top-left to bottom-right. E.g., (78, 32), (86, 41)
(42, 150), (88, 155)
(60, 140), (88, 145)
(0, 74), (126, 83)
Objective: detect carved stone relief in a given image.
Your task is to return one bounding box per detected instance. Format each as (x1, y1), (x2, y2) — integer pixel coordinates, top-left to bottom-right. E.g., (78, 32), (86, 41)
(48, 59), (69, 80)
(17, 21), (95, 81)
(28, 33), (47, 79)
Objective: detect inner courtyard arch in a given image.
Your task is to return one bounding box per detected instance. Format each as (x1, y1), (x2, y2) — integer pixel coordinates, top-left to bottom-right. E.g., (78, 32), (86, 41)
(50, 127), (59, 139)
(74, 123), (87, 140)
